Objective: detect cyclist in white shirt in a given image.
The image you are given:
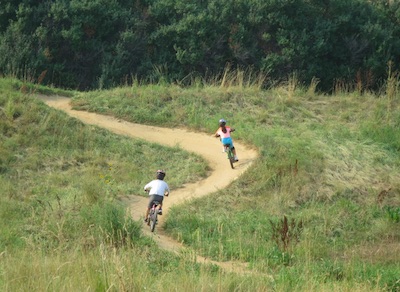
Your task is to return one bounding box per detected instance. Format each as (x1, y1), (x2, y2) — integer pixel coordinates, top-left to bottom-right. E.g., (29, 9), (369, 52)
(143, 169), (170, 222)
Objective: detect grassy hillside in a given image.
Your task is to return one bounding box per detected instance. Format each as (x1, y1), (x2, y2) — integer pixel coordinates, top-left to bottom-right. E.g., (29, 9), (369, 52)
(1, 76), (400, 291)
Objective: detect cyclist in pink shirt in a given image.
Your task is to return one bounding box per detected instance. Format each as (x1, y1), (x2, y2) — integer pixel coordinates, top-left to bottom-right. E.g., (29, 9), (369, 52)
(214, 118), (239, 162)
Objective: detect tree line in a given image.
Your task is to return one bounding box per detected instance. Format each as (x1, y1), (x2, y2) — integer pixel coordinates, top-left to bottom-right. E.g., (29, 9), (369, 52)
(0, 0), (399, 91)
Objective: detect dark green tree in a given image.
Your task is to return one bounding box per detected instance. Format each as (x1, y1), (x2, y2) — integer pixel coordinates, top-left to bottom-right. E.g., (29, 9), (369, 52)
(0, 0), (399, 91)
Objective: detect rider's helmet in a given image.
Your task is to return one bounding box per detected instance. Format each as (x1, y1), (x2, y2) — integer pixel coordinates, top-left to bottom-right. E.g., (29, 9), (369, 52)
(219, 118), (226, 127)
(156, 169), (166, 180)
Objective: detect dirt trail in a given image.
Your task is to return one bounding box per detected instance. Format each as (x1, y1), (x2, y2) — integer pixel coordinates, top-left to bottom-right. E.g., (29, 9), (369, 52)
(37, 94), (258, 273)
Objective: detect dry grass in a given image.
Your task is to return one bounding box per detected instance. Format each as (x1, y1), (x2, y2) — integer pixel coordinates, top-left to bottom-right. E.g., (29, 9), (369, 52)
(348, 239), (400, 264)
(321, 140), (399, 198)
(2, 76), (400, 291)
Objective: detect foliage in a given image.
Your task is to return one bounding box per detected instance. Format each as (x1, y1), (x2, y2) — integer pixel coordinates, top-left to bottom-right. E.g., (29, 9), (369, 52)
(385, 206), (400, 223)
(0, 0), (400, 91)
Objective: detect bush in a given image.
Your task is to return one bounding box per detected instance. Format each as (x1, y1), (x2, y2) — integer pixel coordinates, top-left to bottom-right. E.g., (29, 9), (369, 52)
(1, 0), (399, 91)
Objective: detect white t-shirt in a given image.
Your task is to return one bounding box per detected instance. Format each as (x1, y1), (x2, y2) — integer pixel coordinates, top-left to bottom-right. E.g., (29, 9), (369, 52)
(144, 179), (170, 196)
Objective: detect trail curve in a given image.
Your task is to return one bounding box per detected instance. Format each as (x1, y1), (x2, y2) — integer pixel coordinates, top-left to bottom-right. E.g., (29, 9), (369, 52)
(37, 94), (258, 273)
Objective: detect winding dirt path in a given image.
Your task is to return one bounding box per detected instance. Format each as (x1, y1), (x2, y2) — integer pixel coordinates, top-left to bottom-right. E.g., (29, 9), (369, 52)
(37, 94), (258, 273)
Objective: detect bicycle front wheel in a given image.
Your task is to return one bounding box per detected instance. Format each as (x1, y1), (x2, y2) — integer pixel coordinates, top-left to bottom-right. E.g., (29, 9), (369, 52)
(228, 150), (234, 169)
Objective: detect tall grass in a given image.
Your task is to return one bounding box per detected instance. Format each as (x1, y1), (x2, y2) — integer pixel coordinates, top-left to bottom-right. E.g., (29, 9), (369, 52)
(1, 74), (400, 291)
(2, 246), (281, 291)
(70, 72), (399, 284)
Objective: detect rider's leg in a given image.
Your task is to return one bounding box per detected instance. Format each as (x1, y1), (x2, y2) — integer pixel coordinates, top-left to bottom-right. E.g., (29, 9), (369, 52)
(158, 203), (163, 214)
(157, 196), (164, 214)
(144, 207), (150, 221)
(145, 196), (156, 221)
(232, 146), (239, 161)
(221, 138), (232, 153)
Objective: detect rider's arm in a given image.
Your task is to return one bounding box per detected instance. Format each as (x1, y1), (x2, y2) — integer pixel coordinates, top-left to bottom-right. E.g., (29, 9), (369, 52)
(144, 181), (152, 192)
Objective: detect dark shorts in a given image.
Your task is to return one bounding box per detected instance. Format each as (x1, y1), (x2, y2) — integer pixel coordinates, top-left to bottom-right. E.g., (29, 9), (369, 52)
(148, 195), (164, 208)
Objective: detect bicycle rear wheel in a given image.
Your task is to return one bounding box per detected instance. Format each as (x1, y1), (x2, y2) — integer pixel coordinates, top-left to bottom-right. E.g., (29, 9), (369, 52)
(150, 210), (157, 232)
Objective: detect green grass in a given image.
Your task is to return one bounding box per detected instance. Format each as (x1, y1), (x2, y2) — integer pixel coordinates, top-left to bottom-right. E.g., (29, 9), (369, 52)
(1, 75), (400, 291)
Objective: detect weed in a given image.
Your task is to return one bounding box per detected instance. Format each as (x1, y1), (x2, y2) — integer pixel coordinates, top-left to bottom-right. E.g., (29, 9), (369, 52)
(307, 77), (320, 98)
(385, 206), (400, 223)
(4, 99), (22, 120)
(287, 72), (299, 100)
(386, 61), (399, 103)
(269, 215), (303, 252)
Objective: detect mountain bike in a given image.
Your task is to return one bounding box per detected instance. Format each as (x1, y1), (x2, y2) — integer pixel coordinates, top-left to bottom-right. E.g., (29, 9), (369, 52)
(224, 144), (235, 169)
(215, 128), (236, 169)
(147, 200), (160, 232)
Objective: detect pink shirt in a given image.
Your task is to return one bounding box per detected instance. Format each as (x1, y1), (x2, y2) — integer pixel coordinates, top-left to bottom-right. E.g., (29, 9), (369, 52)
(216, 126), (233, 138)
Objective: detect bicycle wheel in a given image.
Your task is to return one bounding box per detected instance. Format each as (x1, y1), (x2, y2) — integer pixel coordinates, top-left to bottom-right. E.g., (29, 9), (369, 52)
(227, 149), (234, 169)
(150, 210), (157, 232)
